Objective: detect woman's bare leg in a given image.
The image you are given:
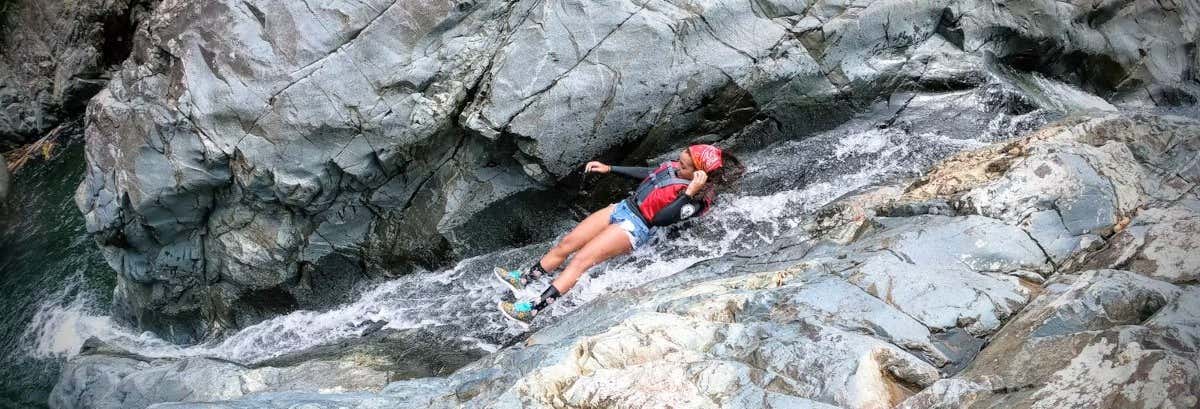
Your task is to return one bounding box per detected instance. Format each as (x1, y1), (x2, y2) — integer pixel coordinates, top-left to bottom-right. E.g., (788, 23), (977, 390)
(538, 205), (615, 272)
(550, 225), (633, 293)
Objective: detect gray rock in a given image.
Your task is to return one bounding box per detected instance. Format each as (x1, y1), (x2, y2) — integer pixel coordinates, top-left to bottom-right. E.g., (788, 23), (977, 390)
(0, 154), (9, 203)
(52, 356), (391, 409)
(897, 270), (1198, 409)
(0, 0), (159, 147)
(70, 112), (1200, 409)
(1070, 207), (1200, 284)
(71, 0), (1200, 378)
(957, 0), (1200, 106)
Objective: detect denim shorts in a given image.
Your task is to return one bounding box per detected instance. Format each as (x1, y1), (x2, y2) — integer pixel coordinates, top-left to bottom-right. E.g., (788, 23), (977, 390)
(610, 201), (654, 249)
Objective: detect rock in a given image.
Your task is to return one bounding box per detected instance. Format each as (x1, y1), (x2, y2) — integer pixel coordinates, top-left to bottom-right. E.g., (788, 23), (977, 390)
(0, 0), (159, 147)
(73, 0), (1200, 361)
(74, 0), (1016, 341)
(957, 0), (1200, 107)
(0, 154), (9, 203)
(51, 356), (390, 409)
(1069, 207), (1200, 284)
(897, 270), (1199, 409)
(48, 327), (480, 409)
(901, 113), (1200, 265)
(121, 112), (1200, 409)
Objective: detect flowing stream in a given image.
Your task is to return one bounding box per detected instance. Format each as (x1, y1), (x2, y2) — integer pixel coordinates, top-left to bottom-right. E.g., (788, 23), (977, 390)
(1, 93), (1047, 407)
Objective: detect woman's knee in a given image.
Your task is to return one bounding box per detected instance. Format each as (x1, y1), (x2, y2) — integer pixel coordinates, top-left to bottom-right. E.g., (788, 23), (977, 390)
(551, 235), (584, 255)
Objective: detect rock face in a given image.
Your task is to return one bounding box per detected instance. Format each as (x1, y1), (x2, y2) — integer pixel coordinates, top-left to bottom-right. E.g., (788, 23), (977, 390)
(0, 0), (159, 148)
(50, 328), (485, 409)
(55, 113), (1200, 408)
(72, 0), (1200, 344)
(0, 154), (9, 203)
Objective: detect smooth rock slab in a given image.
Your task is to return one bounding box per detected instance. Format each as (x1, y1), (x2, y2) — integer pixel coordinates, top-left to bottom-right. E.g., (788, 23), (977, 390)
(820, 215), (1047, 335)
(1072, 206), (1200, 284)
(51, 355), (389, 409)
(897, 270), (1198, 409)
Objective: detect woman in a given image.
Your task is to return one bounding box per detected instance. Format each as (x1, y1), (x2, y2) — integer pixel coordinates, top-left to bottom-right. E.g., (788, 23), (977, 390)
(496, 144), (743, 327)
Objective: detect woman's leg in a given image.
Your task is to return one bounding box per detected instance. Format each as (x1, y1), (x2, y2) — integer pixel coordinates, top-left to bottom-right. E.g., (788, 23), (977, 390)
(538, 205), (615, 272)
(550, 224), (634, 294)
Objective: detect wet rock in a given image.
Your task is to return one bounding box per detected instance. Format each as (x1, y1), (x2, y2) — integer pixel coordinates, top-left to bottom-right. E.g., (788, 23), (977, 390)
(52, 355), (389, 409)
(76, 112), (1200, 409)
(74, 0), (548, 343)
(0, 154), (9, 203)
(0, 0), (159, 147)
(957, 0), (1200, 106)
(49, 327), (482, 409)
(897, 270), (1199, 409)
(74, 0), (1199, 344)
(1069, 207), (1200, 284)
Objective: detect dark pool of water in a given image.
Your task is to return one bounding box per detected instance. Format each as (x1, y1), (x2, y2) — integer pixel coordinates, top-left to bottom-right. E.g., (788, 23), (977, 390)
(0, 139), (113, 409)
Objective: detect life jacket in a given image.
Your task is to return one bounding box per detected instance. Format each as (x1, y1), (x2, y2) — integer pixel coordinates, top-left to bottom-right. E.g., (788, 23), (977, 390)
(632, 162), (692, 206)
(626, 162), (711, 224)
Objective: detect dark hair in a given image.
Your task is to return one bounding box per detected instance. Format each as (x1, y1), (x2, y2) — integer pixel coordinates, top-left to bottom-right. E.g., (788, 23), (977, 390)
(698, 152), (744, 201)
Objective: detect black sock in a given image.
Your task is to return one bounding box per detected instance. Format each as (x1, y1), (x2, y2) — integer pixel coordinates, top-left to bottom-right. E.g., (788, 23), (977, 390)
(527, 261), (549, 279)
(532, 285), (561, 311)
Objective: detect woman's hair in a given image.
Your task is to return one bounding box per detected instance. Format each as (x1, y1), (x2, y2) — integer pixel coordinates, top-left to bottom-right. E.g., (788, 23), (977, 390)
(698, 151), (744, 201)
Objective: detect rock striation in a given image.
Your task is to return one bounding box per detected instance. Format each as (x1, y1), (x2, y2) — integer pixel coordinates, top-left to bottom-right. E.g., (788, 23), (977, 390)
(72, 0), (1200, 345)
(54, 112), (1200, 408)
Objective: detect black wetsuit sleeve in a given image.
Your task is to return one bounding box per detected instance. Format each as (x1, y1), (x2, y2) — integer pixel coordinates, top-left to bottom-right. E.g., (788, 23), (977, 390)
(648, 192), (709, 227)
(608, 166), (654, 180)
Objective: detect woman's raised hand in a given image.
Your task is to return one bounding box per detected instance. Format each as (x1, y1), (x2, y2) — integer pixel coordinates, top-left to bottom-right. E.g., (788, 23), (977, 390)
(686, 170), (707, 196)
(585, 161), (611, 173)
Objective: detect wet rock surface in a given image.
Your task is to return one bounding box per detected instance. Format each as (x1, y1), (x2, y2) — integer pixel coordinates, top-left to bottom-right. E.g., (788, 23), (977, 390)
(50, 328), (485, 409)
(0, 154), (9, 202)
(72, 0), (1200, 345)
(0, 0), (158, 148)
(57, 113), (1200, 408)
(47, 0), (1200, 407)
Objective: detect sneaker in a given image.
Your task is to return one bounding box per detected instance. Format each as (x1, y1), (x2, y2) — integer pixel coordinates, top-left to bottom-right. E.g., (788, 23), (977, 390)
(493, 267), (527, 292)
(497, 300), (536, 328)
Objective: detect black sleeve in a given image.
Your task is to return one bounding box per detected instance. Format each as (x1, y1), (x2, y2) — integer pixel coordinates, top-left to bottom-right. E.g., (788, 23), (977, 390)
(648, 192), (709, 227)
(609, 166), (653, 180)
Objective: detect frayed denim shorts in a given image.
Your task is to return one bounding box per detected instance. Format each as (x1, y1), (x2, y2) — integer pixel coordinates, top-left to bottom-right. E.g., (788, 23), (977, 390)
(609, 201), (654, 249)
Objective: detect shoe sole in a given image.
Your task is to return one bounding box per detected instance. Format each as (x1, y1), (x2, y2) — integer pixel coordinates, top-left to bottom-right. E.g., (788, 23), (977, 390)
(493, 267), (522, 294)
(496, 300), (531, 329)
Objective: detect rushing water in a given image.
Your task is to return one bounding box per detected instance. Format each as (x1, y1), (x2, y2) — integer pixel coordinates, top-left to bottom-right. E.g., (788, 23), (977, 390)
(0, 141), (114, 409)
(1, 89), (1047, 407)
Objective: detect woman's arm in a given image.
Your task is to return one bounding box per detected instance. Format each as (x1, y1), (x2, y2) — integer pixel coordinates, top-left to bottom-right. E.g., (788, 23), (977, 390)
(647, 191), (709, 226)
(586, 161), (653, 180)
(608, 166), (654, 180)
(648, 171), (711, 226)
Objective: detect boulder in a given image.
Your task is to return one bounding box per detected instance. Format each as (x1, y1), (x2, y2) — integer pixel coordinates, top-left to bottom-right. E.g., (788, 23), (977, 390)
(49, 327), (483, 409)
(0, 0), (159, 148)
(897, 270), (1199, 409)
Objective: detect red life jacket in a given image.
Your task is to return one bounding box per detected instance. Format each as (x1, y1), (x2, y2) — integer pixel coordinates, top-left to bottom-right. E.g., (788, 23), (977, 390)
(631, 162), (704, 222)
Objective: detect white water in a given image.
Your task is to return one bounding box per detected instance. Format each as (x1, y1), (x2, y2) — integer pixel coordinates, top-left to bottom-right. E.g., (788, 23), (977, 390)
(22, 110), (1031, 366)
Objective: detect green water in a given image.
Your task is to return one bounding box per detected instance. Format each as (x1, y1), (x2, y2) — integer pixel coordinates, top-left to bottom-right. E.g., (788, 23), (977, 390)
(0, 140), (113, 409)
